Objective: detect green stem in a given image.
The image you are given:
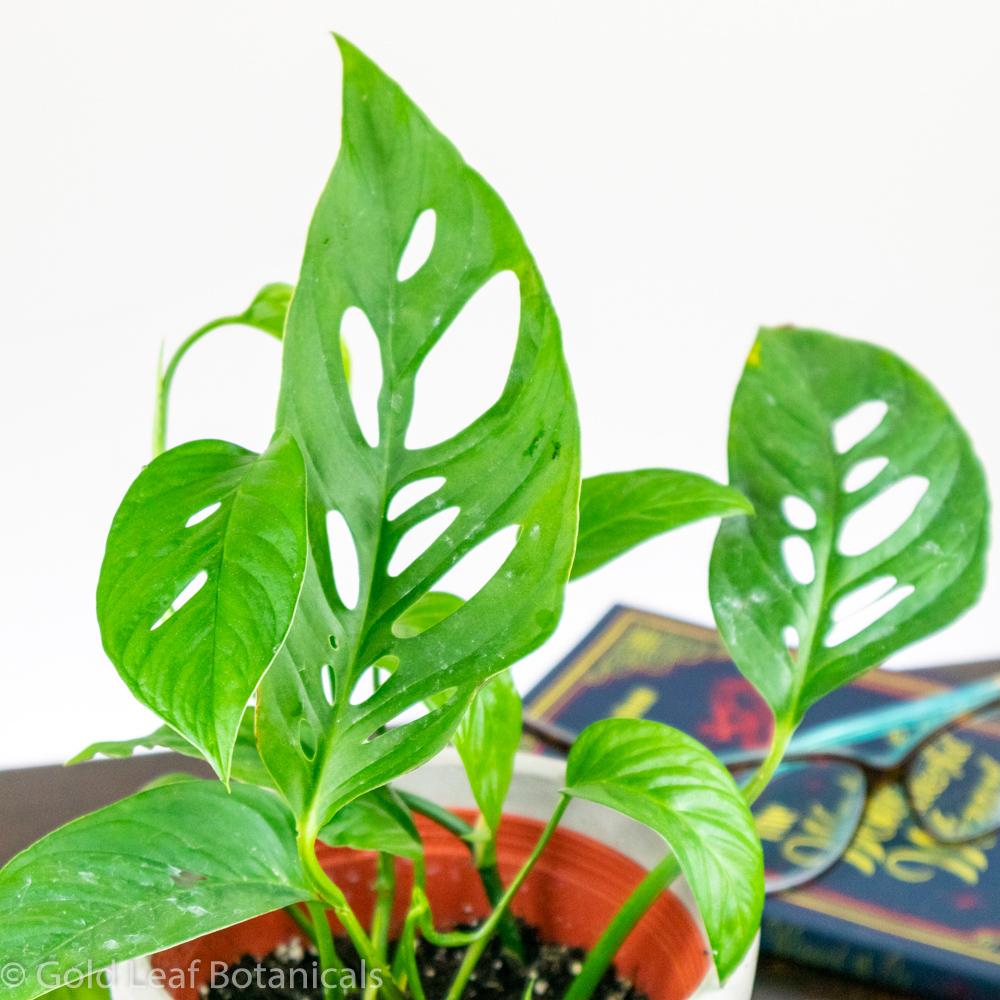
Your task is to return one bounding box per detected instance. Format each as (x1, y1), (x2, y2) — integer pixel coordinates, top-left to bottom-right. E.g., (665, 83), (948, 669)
(563, 854), (680, 1000)
(739, 719), (793, 806)
(306, 902), (344, 1000)
(400, 790), (523, 956)
(474, 826), (524, 960)
(563, 719), (795, 1000)
(364, 853), (396, 1000)
(444, 797), (569, 1000)
(153, 317), (237, 457)
(297, 832), (404, 1000)
(285, 904), (319, 948)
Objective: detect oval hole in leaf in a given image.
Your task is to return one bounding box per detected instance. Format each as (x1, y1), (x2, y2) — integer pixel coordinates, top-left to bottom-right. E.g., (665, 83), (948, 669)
(185, 502), (221, 528)
(327, 509), (361, 609)
(832, 400), (888, 454)
(340, 306), (382, 447)
(397, 209), (436, 281)
(406, 270), (520, 450)
(781, 536), (815, 585)
(782, 626), (799, 650)
(350, 664), (384, 706)
(837, 476), (930, 557)
(831, 575), (899, 622)
(782, 496), (817, 531)
(388, 506), (460, 577)
(151, 570), (208, 631)
(432, 524), (520, 601)
(825, 581), (915, 647)
(388, 476), (446, 521)
(843, 456), (889, 493)
(321, 664), (336, 707)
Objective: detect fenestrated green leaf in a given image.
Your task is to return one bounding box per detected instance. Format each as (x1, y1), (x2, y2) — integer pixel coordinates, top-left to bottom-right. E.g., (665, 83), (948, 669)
(256, 38), (580, 838)
(710, 327), (990, 727)
(39, 976), (110, 1000)
(453, 672), (522, 835)
(564, 719), (764, 981)
(70, 715), (273, 790)
(319, 787), (422, 862)
(97, 432), (308, 781)
(239, 283), (294, 339)
(571, 470), (752, 579)
(0, 782), (311, 1000)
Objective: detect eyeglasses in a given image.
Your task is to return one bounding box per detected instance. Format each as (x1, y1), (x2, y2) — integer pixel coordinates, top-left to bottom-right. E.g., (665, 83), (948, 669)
(524, 674), (1000, 895)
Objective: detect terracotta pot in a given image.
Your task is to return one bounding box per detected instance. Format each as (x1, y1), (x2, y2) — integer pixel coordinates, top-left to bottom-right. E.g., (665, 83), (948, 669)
(114, 751), (758, 1000)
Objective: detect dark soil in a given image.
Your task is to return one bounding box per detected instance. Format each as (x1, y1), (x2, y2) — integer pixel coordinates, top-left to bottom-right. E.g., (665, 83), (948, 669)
(204, 921), (647, 1000)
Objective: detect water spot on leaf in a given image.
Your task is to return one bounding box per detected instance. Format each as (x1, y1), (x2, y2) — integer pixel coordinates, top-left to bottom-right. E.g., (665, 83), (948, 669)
(782, 496), (816, 531)
(151, 570), (207, 630)
(781, 536), (815, 585)
(843, 456), (889, 493)
(397, 209), (436, 281)
(388, 507), (460, 577)
(186, 502), (221, 528)
(327, 509), (360, 610)
(406, 271), (520, 450)
(832, 401), (888, 454)
(838, 476), (929, 557)
(388, 476), (446, 520)
(340, 306), (382, 447)
(170, 869), (206, 888)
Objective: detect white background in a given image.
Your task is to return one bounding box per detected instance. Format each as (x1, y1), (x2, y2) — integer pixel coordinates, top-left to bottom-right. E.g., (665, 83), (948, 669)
(2, 2), (999, 768)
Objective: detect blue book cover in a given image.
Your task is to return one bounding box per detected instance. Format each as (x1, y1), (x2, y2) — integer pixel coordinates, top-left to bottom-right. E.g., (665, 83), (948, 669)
(525, 605), (1000, 1000)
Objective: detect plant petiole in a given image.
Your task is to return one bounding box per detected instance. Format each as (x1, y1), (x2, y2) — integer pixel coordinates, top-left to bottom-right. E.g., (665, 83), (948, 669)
(306, 901), (344, 1000)
(443, 796), (569, 1000)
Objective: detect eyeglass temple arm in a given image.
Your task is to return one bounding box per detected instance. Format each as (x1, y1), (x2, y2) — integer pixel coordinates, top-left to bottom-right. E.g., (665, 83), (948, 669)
(525, 675), (1000, 764)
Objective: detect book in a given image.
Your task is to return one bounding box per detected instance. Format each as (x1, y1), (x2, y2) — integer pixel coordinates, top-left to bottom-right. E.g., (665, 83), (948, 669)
(525, 605), (1000, 1000)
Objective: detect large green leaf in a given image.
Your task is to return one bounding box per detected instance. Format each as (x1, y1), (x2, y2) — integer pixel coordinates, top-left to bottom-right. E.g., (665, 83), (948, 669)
(564, 719), (764, 981)
(710, 327), (990, 726)
(70, 715), (273, 790)
(256, 38), (580, 838)
(571, 470), (752, 579)
(96, 433), (308, 780)
(0, 783), (311, 1000)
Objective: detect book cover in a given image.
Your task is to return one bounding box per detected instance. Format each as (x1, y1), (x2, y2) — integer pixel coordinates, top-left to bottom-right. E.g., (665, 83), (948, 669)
(525, 605), (1000, 1000)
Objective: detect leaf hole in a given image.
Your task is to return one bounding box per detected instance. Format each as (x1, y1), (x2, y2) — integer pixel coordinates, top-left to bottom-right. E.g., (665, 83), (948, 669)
(388, 476), (446, 521)
(782, 626), (799, 650)
(432, 524), (520, 601)
(397, 209), (436, 281)
(348, 663), (383, 706)
(825, 579), (915, 647)
(832, 400), (888, 454)
(151, 570), (207, 631)
(321, 665), (336, 707)
(843, 456), (889, 493)
(406, 271), (521, 450)
(185, 502), (221, 528)
(781, 496), (816, 531)
(387, 506), (460, 577)
(327, 509), (361, 610)
(340, 306), (382, 448)
(837, 476), (930, 557)
(781, 536), (815, 585)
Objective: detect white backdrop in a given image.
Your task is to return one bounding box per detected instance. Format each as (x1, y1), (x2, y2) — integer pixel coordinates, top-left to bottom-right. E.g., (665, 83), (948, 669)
(2, 2), (998, 768)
